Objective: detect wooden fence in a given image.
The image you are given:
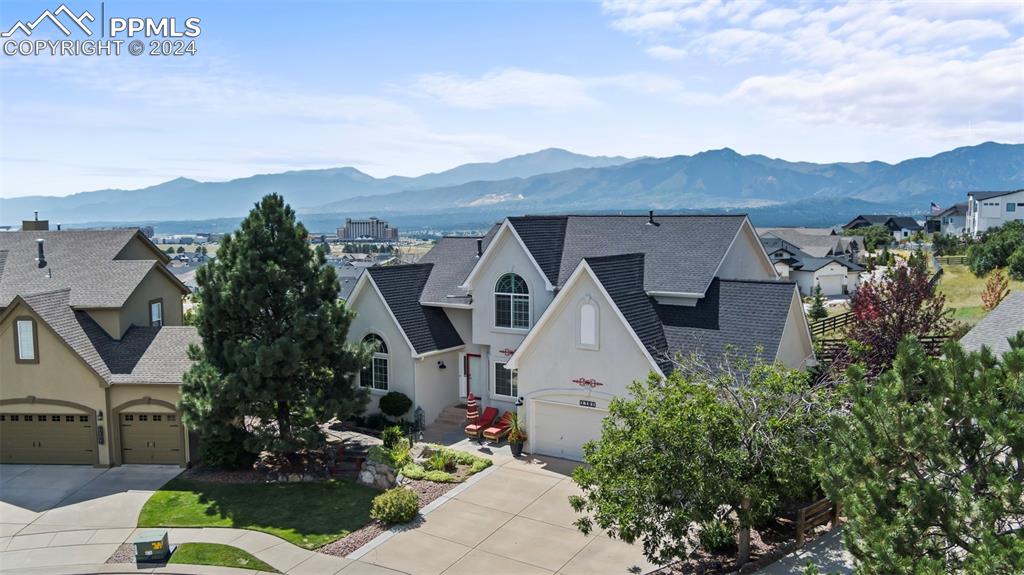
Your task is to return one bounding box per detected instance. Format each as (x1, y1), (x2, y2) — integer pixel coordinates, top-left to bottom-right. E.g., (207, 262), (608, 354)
(809, 311), (854, 338)
(936, 255), (968, 265)
(795, 498), (842, 547)
(816, 334), (951, 363)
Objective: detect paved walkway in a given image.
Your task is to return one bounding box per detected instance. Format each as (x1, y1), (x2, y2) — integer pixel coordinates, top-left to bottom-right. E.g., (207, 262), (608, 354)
(349, 448), (656, 575)
(756, 529), (854, 574)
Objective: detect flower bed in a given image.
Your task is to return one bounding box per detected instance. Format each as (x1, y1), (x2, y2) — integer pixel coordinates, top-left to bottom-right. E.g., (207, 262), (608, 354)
(398, 444), (491, 483)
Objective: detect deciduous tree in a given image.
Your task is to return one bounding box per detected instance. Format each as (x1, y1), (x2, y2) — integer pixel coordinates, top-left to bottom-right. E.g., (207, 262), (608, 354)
(570, 353), (835, 566)
(821, 335), (1024, 574)
(180, 194), (369, 457)
(981, 268), (1011, 311)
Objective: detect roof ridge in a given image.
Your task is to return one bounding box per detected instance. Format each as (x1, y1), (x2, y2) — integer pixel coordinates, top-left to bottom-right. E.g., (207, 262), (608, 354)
(22, 286), (74, 299)
(515, 213), (748, 218)
(717, 278), (797, 286)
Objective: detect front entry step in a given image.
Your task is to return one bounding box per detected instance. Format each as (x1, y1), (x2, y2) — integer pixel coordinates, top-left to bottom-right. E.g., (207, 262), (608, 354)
(433, 405), (467, 426)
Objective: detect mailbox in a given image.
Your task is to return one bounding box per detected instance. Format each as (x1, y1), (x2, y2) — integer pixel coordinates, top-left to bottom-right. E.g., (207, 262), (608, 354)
(133, 529), (170, 562)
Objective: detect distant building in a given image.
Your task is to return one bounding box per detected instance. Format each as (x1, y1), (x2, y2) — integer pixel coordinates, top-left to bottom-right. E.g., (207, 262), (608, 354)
(338, 217), (399, 242)
(966, 190), (1024, 237)
(843, 214), (923, 242)
(925, 203), (968, 236)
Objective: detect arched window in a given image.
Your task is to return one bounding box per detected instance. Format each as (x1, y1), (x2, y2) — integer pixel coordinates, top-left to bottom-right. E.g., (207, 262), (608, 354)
(494, 273), (530, 329)
(360, 334), (388, 390)
(578, 299), (598, 349)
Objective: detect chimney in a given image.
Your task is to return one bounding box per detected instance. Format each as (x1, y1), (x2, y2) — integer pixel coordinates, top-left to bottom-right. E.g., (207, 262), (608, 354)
(646, 210), (660, 227)
(36, 239), (46, 268)
(22, 212), (49, 231)
(476, 239), (483, 257)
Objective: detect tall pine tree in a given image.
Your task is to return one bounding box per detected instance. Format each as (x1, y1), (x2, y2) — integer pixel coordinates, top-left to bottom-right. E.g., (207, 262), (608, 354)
(181, 194), (369, 456)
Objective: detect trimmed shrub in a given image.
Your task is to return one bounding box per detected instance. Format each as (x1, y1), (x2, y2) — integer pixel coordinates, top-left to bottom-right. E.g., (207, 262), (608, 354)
(197, 426), (256, 470)
(698, 519), (737, 555)
(370, 487), (419, 524)
(379, 392), (413, 420)
(381, 425), (404, 449)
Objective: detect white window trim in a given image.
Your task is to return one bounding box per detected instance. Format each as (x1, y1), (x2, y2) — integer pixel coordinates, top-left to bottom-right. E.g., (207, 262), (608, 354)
(491, 360), (518, 401)
(359, 333), (390, 393)
(577, 297), (599, 351)
(493, 273), (531, 331)
(16, 318), (36, 361)
(149, 300), (163, 327)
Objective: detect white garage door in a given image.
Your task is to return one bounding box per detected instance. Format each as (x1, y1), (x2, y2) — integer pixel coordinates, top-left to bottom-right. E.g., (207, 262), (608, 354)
(817, 274), (843, 296)
(531, 401), (606, 462)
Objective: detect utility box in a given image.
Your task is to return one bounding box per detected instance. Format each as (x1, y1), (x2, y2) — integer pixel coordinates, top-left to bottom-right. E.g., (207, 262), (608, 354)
(133, 529), (170, 562)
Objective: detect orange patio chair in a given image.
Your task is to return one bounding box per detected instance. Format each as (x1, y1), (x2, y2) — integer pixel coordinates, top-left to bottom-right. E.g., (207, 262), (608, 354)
(482, 411), (513, 443)
(465, 406), (498, 439)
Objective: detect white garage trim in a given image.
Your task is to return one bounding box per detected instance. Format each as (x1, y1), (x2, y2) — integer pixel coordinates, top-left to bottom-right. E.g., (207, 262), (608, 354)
(527, 391), (614, 462)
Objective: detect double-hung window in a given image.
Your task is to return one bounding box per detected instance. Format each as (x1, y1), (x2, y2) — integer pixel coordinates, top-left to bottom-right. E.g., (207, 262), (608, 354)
(494, 273), (529, 329)
(494, 361), (518, 398)
(149, 299), (163, 327)
(360, 334), (389, 391)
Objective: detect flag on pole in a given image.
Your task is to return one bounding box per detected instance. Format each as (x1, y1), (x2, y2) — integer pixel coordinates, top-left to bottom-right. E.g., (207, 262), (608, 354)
(930, 202), (942, 214)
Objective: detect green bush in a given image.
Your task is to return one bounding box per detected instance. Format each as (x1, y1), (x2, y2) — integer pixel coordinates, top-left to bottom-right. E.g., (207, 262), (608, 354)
(197, 426), (256, 470)
(370, 487), (419, 525)
(400, 463), (456, 482)
(698, 519), (737, 554)
(427, 451), (456, 472)
(1008, 246), (1024, 281)
(379, 392), (413, 420)
(381, 425), (404, 449)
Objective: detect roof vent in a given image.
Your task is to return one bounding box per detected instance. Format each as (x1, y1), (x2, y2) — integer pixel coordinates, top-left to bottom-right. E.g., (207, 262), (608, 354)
(36, 238), (47, 268)
(476, 238), (483, 257)
(646, 210), (660, 227)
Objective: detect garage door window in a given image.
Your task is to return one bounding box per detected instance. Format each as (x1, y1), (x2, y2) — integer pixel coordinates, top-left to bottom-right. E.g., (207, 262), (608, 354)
(493, 361), (518, 399)
(15, 318), (38, 363)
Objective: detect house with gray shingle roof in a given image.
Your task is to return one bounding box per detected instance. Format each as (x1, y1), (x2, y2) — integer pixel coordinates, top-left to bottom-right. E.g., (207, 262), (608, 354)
(346, 213), (814, 460)
(960, 291), (1024, 356)
(1, 220), (197, 467)
(843, 214), (924, 243)
(966, 189), (1024, 237)
(760, 237), (864, 297)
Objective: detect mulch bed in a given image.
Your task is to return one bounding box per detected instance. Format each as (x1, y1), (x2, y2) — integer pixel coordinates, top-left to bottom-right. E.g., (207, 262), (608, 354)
(650, 520), (833, 574)
(316, 478), (458, 558)
(179, 465), (266, 484)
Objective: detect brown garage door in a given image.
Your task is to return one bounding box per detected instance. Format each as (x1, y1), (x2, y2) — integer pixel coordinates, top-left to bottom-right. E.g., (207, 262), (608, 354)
(120, 413), (182, 464)
(0, 413), (95, 464)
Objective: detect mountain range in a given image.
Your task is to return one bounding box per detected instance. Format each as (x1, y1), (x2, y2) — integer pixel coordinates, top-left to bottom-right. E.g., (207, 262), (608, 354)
(2, 142), (1021, 230)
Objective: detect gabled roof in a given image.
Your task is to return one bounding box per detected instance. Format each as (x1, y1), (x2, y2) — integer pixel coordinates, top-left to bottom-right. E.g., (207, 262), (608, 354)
(968, 190), (1023, 201)
(5, 289), (198, 385)
(761, 238), (863, 273)
(934, 202), (968, 217)
(843, 214), (922, 231)
(364, 264), (464, 356)
(760, 230), (841, 257)
(887, 216), (922, 230)
(0, 230), (186, 308)
(583, 253), (799, 372)
(960, 291), (1024, 356)
(500, 214), (748, 296)
(791, 256), (864, 273)
(418, 227), (499, 306)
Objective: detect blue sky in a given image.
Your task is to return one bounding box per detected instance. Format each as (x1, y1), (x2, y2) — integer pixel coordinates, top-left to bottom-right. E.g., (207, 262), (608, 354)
(1, 0), (1022, 198)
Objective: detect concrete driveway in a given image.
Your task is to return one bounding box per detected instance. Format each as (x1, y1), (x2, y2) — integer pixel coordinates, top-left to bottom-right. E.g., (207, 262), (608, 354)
(0, 464), (182, 571)
(354, 454), (657, 575)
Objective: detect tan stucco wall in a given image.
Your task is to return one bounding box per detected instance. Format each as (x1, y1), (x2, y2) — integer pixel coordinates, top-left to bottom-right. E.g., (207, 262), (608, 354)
(85, 309), (123, 339)
(776, 288), (814, 369)
(515, 270), (656, 436)
(717, 221), (777, 281)
(84, 267), (184, 339)
(0, 301), (110, 465)
(347, 280), (416, 418)
(115, 234), (164, 261)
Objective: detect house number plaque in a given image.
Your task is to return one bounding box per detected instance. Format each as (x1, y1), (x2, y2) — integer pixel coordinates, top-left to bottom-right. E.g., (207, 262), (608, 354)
(579, 400), (597, 408)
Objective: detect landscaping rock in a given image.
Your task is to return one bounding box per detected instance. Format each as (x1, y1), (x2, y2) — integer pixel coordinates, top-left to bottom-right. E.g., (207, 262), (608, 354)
(358, 459), (398, 490)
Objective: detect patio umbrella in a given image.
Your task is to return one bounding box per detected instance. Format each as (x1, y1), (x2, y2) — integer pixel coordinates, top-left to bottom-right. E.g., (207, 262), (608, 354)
(466, 393), (479, 424)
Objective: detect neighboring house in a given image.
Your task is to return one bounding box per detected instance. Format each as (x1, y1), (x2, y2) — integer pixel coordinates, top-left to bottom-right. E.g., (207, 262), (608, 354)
(925, 203), (968, 236)
(960, 291), (1024, 356)
(966, 190), (1024, 236)
(0, 222), (197, 467)
(346, 214), (814, 461)
(761, 238), (863, 297)
(843, 214), (923, 242)
(758, 227), (861, 259)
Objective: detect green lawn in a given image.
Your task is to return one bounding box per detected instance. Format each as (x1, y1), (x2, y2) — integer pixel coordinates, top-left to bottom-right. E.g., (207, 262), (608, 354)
(169, 543), (278, 573)
(937, 264), (1024, 327)
(139, 478), (378, 549)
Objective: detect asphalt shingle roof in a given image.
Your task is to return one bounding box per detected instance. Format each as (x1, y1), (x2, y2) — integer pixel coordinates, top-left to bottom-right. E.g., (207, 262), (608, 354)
(760, 229), (842, 257)
(844, 215), (922, 231)
(960, 291), (1024, 356)
(760, 239), (863, 272)
(585, 253), (796, 372)
(969, 190), (1023, 201)
(16, 289), (198, 384)
(418, 231), (495, 306)
(0, 230), (180, 308)
(367, 264), (464, 355)
(509, 215), (746, 295)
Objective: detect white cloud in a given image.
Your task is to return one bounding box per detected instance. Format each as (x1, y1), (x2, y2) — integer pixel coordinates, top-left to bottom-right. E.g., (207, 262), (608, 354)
(602, 0), (1024, 138)
(646, 44), (688, 60)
